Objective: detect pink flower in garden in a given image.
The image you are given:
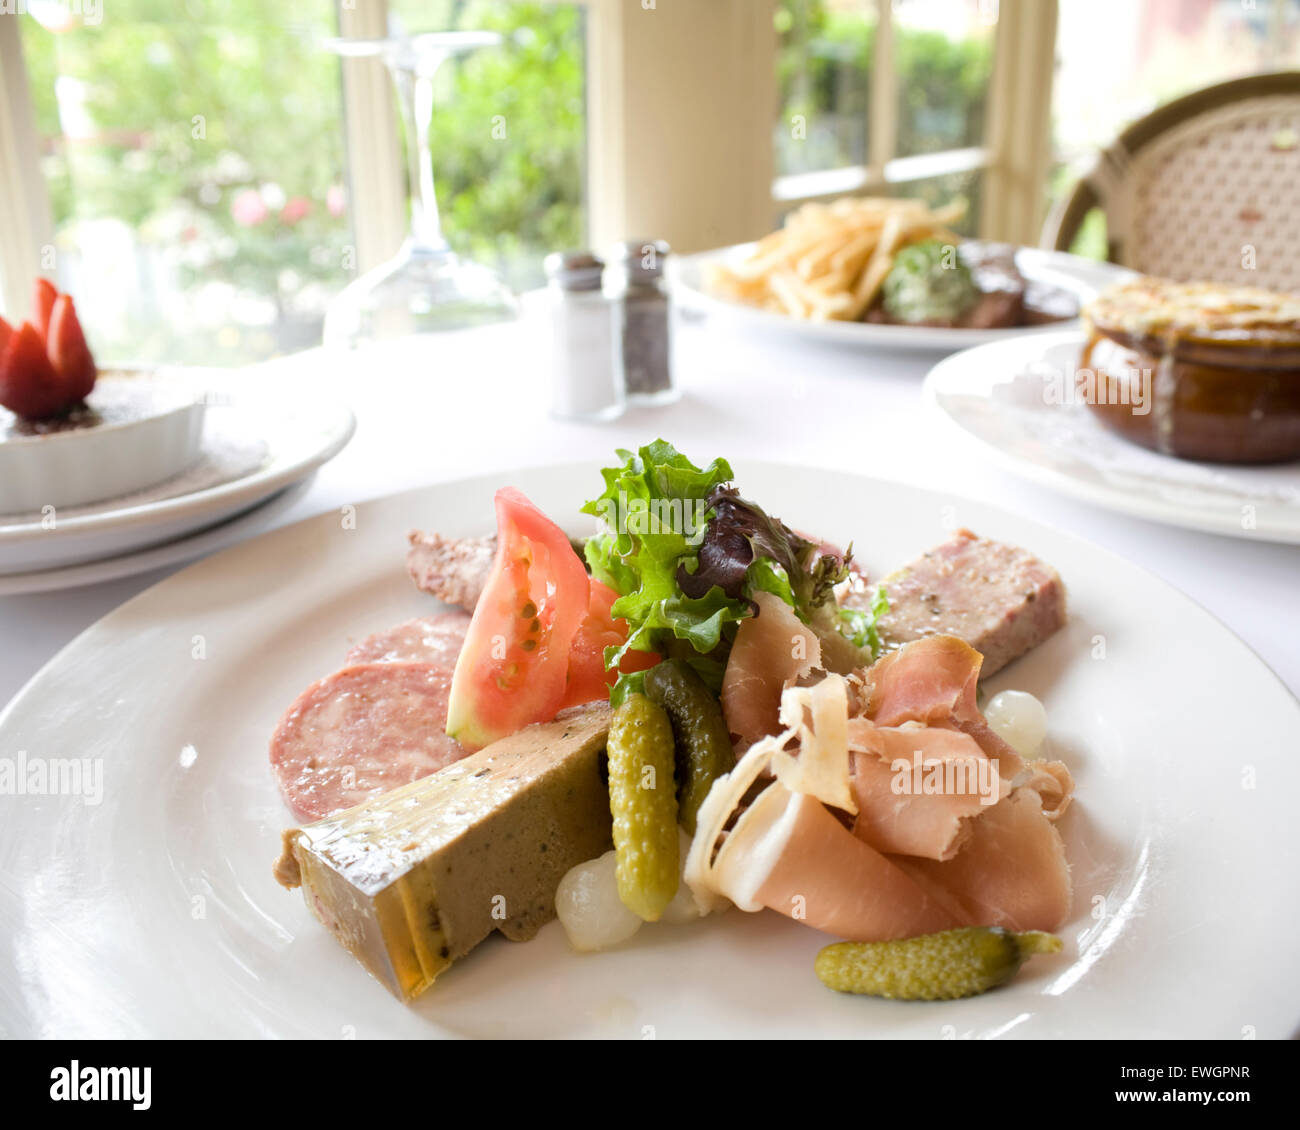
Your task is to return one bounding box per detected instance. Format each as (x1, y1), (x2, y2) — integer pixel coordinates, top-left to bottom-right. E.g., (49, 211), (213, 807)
(231, 188), (268, 227)
(326, 184), (346, 218)
(281, 196), (312, 225)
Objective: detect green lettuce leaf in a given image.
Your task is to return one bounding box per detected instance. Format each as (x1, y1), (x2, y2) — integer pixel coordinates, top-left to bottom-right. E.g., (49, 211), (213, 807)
(583, 442), (745, 690)
(838, 584), (890, 656)
(584, 440), (888, 694)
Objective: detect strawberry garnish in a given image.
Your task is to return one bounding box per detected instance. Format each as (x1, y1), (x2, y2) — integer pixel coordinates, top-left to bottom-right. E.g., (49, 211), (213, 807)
(47, 294), (96, 401)
(32, 277), (58, 341)
(0, 281), (98, 420)
(0, 322), (70, 419)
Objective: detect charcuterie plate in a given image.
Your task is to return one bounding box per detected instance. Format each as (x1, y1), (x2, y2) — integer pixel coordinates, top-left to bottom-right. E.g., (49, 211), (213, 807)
(2, 461), (1298, 1038)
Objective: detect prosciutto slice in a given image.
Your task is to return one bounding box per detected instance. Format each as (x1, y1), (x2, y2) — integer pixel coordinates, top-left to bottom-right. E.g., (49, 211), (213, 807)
(894, 789), (1072, 932)
(740, 785), (968, 940)
(688, 637), (1074, 941)
(847, 720), (1005, 861)
(860, 634), (1026, 778)
(720, 591), (821, 748)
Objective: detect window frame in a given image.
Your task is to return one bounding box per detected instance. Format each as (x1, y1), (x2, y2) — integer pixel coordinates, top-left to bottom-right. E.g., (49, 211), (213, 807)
(770, 0), (1059, 245)
(0, 12), (53, 317)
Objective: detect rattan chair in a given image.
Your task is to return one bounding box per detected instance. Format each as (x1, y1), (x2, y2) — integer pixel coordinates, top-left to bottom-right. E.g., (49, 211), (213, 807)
(1041, 72), (1300, 291)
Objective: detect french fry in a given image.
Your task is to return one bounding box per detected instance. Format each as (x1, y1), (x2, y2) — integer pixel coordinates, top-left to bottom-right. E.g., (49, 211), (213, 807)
(768, 269), (811, 318)
(795, 232), (853, 280)
(829, 229), (879, 276)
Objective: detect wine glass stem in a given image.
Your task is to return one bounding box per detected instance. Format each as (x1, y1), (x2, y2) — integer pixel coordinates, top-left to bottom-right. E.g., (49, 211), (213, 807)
(393, 61), (448, 252)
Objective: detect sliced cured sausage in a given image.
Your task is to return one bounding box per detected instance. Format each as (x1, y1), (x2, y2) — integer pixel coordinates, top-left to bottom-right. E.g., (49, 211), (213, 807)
(344, 611), (472, 667)
(270, 661), (466, 821)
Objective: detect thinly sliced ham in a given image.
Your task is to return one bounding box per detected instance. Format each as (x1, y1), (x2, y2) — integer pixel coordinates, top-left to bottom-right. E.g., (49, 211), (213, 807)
(686, 721), (969, 937)
(847, 719), (1005, 861)
(687, 640), (1074, 943)
(861, 635), (1026, 779)
(894, 789), (1072, 932)
(770, 675), (856, 814)
(734, 784), (968, 940)
(720, 590), (821, 748)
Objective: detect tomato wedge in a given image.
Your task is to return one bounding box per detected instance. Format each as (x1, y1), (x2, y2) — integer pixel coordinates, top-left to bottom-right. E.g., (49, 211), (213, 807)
(446, 488), (591, 751)
(560, 580), (658, 709)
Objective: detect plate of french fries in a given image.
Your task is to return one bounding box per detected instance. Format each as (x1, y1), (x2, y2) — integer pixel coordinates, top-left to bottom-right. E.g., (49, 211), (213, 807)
(669, 196), (1122, 352)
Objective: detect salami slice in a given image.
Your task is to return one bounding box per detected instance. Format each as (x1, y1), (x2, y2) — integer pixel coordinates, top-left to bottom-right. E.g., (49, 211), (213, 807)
(344, 612), (472, 668)
(270, 661), (466, 821)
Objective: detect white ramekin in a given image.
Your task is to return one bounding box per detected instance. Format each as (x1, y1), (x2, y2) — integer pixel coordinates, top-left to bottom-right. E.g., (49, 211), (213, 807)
(0, 372), (207, 514)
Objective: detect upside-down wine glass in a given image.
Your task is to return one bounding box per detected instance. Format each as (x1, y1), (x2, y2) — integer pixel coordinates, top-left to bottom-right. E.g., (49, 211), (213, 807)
(322, 31), (519, 346)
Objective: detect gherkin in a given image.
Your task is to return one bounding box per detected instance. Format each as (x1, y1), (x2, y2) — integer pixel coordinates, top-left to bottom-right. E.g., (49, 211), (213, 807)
(815, 928), (1062, 1001)
(644, 659), (735, 834)
(607, 693), (680, 921)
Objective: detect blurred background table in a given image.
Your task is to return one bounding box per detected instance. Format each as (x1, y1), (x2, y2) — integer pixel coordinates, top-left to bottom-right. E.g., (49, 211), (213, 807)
(3, 310), (1297, 710)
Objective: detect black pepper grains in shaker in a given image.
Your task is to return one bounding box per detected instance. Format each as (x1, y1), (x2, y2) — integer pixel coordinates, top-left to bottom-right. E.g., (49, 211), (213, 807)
(606, 239), (680, 405)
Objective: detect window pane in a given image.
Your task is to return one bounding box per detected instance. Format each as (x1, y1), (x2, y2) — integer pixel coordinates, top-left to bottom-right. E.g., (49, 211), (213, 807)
(19, 1), (351, 365)
(774, 0), (876, 176)
(388, 0), (586, 292)
(892, 0), (995, 159)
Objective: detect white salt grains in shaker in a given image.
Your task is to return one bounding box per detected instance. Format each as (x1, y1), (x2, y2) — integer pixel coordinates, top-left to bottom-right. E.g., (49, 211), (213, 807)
(544, 250), (625, 422)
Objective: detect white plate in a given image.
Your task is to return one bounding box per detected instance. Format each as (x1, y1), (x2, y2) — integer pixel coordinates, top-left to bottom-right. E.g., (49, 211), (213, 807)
(0, 387), (354, 574)
(925, 331), (1300, 543)
(0, 476), (316, 596)
(2, 462), (1298, 1038)
(668, 243), (1132, 352)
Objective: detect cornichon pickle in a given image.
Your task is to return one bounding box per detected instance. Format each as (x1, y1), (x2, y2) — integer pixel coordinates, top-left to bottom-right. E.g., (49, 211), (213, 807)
(643, 659), (735, 834)
(607, 693), (679, 921)
(815, 928), (1062, 1001)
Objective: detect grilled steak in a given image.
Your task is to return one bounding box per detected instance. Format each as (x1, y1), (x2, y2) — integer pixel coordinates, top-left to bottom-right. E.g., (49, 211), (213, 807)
(957, 241), (1026, 329)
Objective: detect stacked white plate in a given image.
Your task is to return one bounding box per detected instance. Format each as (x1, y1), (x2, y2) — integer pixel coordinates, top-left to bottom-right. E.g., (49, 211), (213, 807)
(0, 374), (354, 594)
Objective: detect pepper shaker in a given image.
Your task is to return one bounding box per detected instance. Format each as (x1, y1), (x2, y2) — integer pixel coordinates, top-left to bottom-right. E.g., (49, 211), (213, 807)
(606, 239), (680, 405)
(544, 250), (625, 422)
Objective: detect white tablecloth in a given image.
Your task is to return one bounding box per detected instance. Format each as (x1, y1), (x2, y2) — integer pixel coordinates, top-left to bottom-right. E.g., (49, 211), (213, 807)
(3, 311), (1298, 708)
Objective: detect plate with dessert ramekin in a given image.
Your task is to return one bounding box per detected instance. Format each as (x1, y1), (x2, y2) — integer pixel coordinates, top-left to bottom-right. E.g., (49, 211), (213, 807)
(0, 385), (354, 576)
(922, 277), (1300, 543)
(0, 280), (354, 579)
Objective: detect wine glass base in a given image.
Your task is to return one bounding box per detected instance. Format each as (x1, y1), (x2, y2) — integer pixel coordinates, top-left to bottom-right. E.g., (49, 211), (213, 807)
(324, 244), (520, 348)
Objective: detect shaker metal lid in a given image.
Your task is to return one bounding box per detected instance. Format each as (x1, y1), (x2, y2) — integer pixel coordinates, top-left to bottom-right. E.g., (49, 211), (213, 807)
(544, 250), (605, 290)
(610, 239), (671, 279)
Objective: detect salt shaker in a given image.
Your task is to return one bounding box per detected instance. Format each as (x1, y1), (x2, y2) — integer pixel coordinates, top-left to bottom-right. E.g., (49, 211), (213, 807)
(606, 239), (679, 405)
(544, 250), (625, 421)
